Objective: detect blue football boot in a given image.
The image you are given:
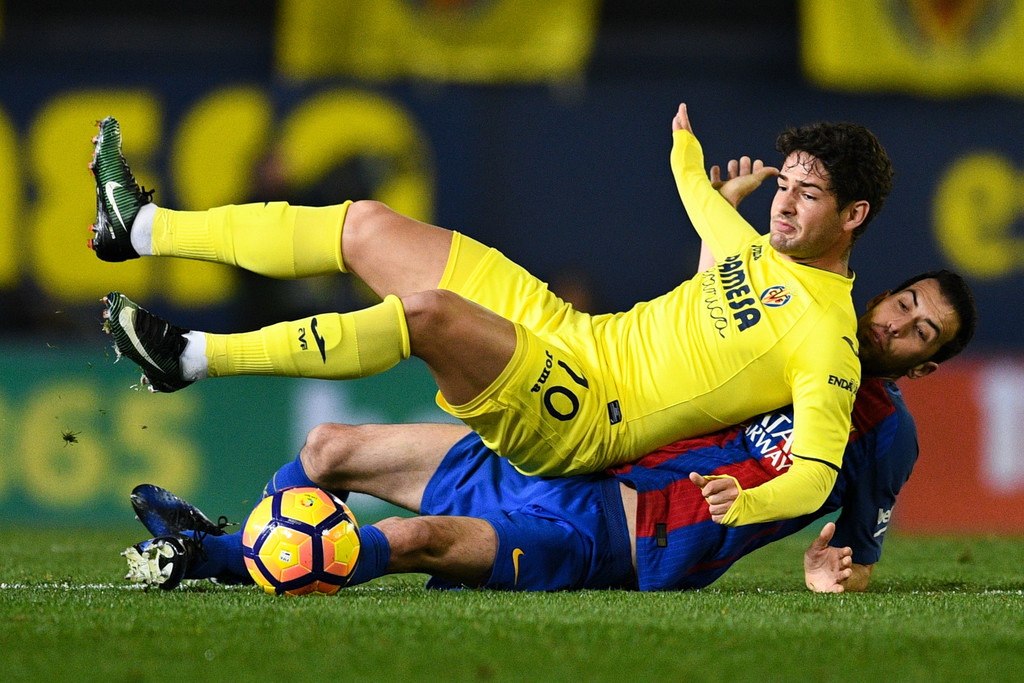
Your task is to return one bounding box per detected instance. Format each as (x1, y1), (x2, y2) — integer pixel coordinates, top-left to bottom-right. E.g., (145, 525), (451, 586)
(124, 485), (244, 590)
(130, 483), (233, 537)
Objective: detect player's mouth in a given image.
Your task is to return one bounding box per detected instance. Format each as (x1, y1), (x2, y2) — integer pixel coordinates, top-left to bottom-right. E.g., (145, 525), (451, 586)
(869, 325), (887, 352)
(772, 218), (797, 234)
(858, 324), (886, 354)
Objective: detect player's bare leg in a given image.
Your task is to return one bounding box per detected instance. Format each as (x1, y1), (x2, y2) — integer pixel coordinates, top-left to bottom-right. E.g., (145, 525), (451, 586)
(402, 289), (518, 406)
(340, 200), (455, 299)
(375, 515), (497, 586)
(300, 422), (471, 513)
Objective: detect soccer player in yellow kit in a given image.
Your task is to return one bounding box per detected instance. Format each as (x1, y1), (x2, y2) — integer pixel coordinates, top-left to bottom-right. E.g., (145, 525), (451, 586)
(90, 102), (893, 526)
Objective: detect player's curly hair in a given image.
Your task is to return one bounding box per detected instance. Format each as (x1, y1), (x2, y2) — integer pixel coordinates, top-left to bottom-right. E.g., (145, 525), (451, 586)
(776, 122), (894, 243)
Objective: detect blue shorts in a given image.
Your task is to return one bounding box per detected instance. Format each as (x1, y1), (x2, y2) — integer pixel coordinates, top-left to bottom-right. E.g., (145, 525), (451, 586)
(420, 433), (635, 591)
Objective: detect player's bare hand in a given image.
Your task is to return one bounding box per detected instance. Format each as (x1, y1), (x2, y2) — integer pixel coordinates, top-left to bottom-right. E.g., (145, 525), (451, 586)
(672, 103), (692, 134)
(712, 157), (780, 209)
(803, 522), (854, 593)
(710, 164), (724, 187)
(689, 472), (739, 523)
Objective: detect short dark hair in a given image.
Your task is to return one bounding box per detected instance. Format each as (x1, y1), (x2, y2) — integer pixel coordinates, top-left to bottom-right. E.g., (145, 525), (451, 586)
(776, 122), (894, 242)
(891, 269), (978, 364)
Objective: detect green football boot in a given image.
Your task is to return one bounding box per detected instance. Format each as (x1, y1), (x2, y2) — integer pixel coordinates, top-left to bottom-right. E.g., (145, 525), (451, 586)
(88, 116), (153, 261)
(102, 292), (193, 393)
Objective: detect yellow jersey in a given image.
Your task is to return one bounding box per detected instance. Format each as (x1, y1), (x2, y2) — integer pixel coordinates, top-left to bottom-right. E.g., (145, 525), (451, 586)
(439, 129), (860, 524)
(593, 129), (860, 468)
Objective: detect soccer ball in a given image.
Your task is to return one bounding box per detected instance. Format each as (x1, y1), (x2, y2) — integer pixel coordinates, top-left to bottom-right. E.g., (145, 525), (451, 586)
(242, 486), (360, 596)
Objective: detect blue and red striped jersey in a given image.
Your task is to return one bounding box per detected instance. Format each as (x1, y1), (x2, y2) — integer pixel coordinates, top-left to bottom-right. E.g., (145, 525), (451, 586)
(610, 378), (917, 591)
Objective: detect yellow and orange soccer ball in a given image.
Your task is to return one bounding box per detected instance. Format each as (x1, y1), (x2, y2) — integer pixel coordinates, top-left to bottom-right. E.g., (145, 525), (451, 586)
(242, 486), (360, 596)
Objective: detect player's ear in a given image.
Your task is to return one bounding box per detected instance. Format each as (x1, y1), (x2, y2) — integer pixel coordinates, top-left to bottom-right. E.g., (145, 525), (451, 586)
(842, 200), (870, 233)
(904, 361), (939, 380)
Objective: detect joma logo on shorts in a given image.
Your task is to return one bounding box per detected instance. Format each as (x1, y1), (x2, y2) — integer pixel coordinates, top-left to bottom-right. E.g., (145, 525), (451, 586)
(531, 351), (589, 422)
(531, 350), (556, 392)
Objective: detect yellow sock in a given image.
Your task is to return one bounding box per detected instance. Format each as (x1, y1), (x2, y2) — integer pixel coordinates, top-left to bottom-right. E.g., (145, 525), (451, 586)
(151, 201), (351, 277)
(205, 295), (410, 379)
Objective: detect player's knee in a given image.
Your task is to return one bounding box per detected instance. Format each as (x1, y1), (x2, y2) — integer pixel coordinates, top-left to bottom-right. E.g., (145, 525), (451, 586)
(402, 289), (462, 340)
(299, 422), (359, 486)
(342, 200), (396, 260)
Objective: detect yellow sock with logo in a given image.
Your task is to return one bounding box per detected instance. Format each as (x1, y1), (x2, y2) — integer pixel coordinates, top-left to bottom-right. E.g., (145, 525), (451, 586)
(204, 295), (410, 379)
(151, 201), (351, 276)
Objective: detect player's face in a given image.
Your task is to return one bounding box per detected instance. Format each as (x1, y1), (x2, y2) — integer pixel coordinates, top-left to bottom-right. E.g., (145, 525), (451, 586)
(857, 278), (960, 380)
(768, 153), (848, 261)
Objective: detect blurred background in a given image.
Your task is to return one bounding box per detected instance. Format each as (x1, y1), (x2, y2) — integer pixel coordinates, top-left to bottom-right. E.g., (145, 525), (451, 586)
(0, 0), (1020, 532)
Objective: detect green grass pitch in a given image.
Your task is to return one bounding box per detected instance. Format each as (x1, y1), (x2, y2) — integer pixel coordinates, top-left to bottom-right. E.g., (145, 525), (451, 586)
(2, 527), (1023, 681)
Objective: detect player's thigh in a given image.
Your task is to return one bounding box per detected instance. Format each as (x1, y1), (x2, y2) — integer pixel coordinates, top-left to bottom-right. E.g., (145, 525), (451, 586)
(441, 233), (589, 335)
(440, 327), (616, 476)
(377, 515), (497, 585)
(404, 289), (518, 407)
(308, 422), (471, 511)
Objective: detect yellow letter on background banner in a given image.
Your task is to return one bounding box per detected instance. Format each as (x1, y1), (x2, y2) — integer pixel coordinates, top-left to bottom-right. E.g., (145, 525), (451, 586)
(276, 0), (598, 84)
(800, 0), (1024, 97)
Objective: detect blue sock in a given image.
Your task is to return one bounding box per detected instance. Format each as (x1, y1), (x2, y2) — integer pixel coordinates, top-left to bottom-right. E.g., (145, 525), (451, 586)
(262, 454), (348, 502)
(184, 530), (251, 584)
(345, 525), (391, 587)
(262, 454), (317, 497)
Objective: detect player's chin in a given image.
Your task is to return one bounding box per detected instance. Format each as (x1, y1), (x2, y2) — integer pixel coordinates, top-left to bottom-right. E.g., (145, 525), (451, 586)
(768, 231), (801, 255)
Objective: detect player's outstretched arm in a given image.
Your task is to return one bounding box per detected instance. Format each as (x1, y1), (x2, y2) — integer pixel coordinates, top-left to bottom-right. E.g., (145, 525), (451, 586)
(669, 102), (760, 257)
(803, 522), (854, 593)
(697, 158), (780, 271)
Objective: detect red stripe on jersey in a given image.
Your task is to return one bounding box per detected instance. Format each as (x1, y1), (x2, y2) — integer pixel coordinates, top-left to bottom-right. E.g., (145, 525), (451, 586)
(635, 455), (778, 538)
(850, 377), (897, 441)
(611, 425), (746, 476)
(636, 478), (711, 536)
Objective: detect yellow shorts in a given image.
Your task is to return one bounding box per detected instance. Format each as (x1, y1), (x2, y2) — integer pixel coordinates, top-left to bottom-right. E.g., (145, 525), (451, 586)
(436, 233), (623, 476)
